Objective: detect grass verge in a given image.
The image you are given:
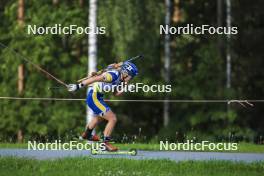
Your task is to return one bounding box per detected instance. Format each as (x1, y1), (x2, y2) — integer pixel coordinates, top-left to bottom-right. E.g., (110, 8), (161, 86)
(0, 157), (264, 176)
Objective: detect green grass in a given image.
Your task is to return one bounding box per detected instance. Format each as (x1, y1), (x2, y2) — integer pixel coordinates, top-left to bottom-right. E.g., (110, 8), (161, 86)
(0, 143), (28, 149)
(1, 142), (263, 153)
(236, 143), (264, 153)
(0, 157), (263, 176)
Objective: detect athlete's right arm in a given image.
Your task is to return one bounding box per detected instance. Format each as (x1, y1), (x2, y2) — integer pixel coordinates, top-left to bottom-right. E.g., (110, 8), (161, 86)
(68, 72), (114, 92)
(67, 75), (104, 92)
(82, 74), (104, 85)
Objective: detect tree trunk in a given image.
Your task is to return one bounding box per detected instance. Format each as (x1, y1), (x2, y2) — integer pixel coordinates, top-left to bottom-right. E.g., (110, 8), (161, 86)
(172, 0), (181, 23)
(226, 0), (231, 88)
(17, 65), (24, 143)
(79, 0), (84, 7)
(17, 0), (24, 143)
(87, 0), (97, 134)
(18, 64), (24, 94)
(163, 0), (172, 127)
(17, 0), (24, 26)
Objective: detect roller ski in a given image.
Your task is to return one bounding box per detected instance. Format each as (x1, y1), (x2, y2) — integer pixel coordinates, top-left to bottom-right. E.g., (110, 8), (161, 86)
(91, 147), (137, 156)
(91, 139), (137, 156)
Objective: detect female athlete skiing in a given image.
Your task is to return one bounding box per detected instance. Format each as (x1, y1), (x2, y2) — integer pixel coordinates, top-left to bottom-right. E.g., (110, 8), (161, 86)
(67, 61), (138, 151)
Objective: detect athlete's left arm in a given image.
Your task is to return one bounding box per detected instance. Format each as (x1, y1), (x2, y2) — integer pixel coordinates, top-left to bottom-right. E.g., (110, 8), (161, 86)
(113, 76), (132, 96)
(113, 90), (123, 96)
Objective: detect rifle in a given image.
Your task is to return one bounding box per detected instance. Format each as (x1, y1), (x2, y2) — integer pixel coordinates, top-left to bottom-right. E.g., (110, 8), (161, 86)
(77, 55), (143, 83)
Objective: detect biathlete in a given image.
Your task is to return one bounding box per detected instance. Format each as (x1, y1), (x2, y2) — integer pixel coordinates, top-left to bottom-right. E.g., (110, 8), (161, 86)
(67, 61), (138, 151)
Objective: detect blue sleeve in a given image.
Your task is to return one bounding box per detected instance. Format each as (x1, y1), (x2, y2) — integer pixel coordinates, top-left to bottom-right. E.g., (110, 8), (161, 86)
(108, 71), (118, 83)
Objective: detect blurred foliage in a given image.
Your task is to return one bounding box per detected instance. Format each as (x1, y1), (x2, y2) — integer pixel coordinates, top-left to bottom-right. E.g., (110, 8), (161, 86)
(0, 0), (263, 143)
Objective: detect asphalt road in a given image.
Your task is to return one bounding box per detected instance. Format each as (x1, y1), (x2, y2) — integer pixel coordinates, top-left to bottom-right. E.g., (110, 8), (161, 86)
(1, 149), (264, 162)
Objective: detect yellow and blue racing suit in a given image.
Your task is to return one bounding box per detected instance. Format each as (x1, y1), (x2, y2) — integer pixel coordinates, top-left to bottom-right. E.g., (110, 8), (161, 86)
(86, 70), (121, 116)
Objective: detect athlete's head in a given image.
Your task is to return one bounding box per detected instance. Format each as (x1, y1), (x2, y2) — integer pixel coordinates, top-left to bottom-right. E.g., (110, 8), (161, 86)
(120, 61), (138, 81)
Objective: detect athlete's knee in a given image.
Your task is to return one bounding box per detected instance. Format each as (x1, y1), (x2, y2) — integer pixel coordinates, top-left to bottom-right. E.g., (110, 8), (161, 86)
(104, 111), (117, 123)
(109, 113), (117, 123)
